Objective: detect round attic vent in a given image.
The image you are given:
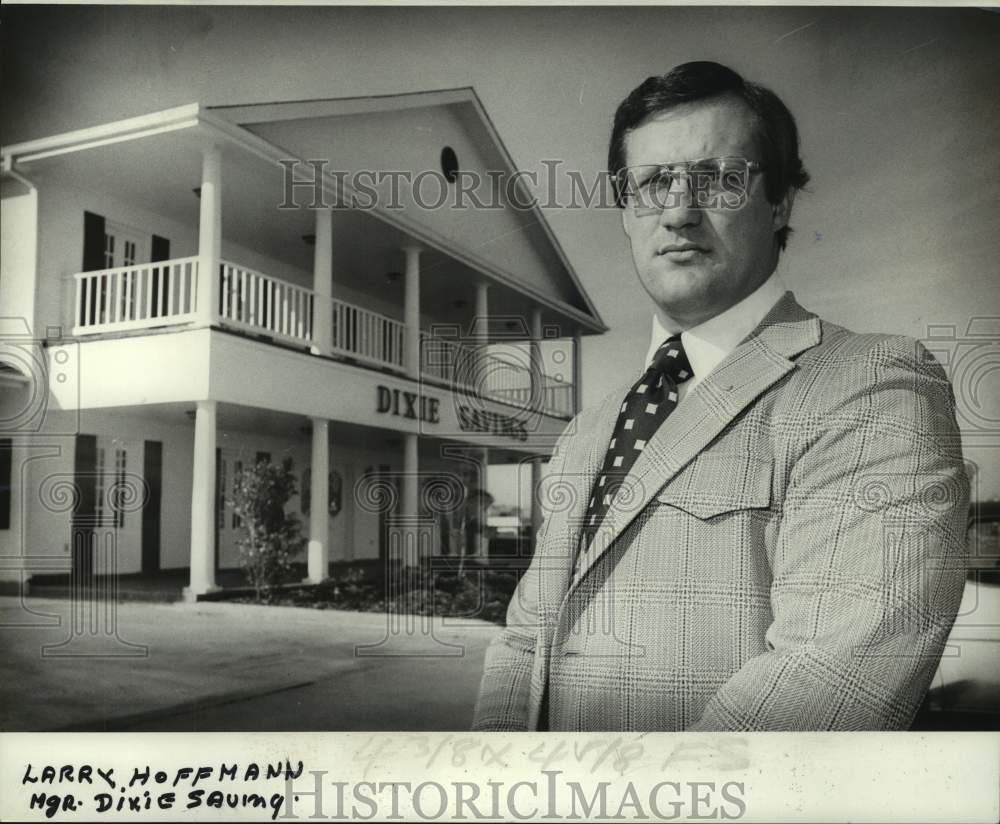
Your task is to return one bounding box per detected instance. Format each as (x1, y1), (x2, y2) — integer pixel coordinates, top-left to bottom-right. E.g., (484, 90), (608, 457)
(440, 146), (459, 183)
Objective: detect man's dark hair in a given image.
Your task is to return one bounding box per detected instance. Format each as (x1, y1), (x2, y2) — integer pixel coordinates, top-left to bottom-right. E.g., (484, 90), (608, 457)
(608, 61), (810, 251)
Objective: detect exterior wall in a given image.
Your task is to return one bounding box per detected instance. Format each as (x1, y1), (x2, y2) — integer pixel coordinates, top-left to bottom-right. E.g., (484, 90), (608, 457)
(0, 388), (31, 582)
(7, 404), (472, 576)
(0, 180), (38, 336)
(13, 409), (195, 577)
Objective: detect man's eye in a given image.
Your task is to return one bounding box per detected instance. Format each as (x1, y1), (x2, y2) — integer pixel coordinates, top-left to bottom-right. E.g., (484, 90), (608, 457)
(647, 168), (675, 188)
(689, 163), (722, 182)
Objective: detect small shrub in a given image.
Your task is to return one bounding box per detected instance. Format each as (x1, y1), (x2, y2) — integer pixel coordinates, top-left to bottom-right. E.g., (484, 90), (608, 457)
(229, 456), (306, 601)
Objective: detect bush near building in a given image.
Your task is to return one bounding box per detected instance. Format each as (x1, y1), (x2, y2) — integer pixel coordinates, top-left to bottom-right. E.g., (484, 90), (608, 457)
(229, 456), (307, 600)
(236, 560), (521, 625)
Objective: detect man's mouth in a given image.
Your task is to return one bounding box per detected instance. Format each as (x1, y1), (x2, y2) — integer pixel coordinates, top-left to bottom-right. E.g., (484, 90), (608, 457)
(657, 243), (708, 255)
(657, 243), (709, 260)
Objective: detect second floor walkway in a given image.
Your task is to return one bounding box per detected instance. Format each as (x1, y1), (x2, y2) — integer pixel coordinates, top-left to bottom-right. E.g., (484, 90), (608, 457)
(68, 255), (577, 418)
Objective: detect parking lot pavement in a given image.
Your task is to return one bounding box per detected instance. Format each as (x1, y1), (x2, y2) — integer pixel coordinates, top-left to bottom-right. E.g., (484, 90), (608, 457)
(0, 596), (500, 732)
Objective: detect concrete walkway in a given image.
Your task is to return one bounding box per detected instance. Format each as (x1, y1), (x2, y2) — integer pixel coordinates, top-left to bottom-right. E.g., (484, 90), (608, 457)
(0, 595), (501, 731)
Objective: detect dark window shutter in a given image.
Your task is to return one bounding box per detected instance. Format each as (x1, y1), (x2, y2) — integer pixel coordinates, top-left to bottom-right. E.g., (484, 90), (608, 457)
(82, 211), (106, 272)
(151, 235), (170, 262)
(82, 212), (106, 325)
(0, 438), (12, 530)
(150, 235), (170, 318)
(71, 434), (98, 580)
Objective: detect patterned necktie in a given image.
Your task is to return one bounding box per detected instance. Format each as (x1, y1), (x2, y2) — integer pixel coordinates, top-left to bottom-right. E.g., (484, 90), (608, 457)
(576, 335), (693, 562)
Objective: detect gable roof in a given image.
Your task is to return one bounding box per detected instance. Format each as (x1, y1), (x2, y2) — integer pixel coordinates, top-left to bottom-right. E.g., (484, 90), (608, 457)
(208, 87), (606, 333)
(2, 90), (608, 335)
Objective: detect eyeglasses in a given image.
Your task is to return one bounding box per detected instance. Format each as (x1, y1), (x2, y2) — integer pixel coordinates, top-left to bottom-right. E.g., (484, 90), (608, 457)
(615, 157), (765, 212)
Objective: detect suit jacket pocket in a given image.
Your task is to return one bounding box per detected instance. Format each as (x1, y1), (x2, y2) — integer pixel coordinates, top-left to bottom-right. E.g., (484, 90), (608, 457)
(654, 454), (773, 519)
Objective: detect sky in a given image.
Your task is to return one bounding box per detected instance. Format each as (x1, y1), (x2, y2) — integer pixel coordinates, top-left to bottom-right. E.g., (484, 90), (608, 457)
(3, 4), (999, 502)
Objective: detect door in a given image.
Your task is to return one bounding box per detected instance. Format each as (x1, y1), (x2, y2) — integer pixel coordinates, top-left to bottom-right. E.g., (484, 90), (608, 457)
(103, 221), (149, 324)
(96, 436), (143, 575)
(217, 449), (237, 570)
(71, 434), (143, 579)
(215, 449), (273, 570)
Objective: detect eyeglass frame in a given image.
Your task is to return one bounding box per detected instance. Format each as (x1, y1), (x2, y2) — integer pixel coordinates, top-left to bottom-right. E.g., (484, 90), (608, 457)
(613, 156), (767, 212)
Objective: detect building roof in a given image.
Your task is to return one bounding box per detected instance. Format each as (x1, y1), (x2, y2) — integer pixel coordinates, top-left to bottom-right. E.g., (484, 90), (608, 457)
(3, 89), (607, 337)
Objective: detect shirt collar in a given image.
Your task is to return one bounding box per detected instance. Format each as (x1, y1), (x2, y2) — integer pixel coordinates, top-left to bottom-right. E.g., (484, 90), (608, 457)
(644, 271), (787, 385)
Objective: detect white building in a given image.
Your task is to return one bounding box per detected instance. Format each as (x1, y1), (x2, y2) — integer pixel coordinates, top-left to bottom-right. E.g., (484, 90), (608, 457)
(0, 88), (606, 600)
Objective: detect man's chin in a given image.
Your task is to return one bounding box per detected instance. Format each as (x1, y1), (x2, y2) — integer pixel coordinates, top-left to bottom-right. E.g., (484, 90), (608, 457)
(642, 267), (711, 305)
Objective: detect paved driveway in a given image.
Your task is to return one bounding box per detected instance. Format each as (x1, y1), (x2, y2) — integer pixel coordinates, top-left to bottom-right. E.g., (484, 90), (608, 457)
(0, 596), (500, 731)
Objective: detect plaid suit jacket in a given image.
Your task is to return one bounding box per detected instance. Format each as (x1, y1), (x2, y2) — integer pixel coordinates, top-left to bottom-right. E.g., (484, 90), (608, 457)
(472, 292), (969, 731)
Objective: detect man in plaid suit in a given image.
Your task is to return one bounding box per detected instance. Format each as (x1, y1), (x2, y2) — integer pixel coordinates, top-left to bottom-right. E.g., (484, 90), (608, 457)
(472, 62), (968, 731)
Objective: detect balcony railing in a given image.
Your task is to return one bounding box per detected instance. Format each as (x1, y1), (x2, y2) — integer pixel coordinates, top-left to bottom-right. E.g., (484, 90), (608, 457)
(72, 257), (199, 334)
(487, 383), (576, 419)
(220, 261), (314, 346)
(419, 333), (575, 417)
(333, 299), (406, 370)
(69, 257), (575, 417)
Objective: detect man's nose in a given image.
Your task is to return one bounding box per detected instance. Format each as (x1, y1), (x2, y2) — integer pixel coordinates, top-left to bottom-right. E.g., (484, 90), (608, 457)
(657, 175), (702, 230)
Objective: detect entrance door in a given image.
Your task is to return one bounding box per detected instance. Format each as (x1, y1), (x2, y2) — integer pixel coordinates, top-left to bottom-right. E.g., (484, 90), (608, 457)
(214, 449), (277, 570)
(351, 464), (393, 562)
(104, 222), (147, 269)
(71, 434), (143, 578)
(97, 436), (143, 574)
(216, 449), (239, 570)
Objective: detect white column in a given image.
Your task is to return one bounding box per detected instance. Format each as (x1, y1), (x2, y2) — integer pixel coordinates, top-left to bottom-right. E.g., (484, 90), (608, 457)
(185, 400), (218, 600)
(403, 245), (422, 378)
(475, 281), (490, 390)
(197, 147), (222, 327)
(530, 456), (543, 545)
(530, 306), (543, 411)
(311, 208), (333, 356)
(573, 330), (583, 414)
(402, 433), (419, 567)
(306, 417), (330, 582)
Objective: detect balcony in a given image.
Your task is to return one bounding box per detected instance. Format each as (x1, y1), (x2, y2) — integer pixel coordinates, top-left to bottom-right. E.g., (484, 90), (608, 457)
(68, 258), (575, 418)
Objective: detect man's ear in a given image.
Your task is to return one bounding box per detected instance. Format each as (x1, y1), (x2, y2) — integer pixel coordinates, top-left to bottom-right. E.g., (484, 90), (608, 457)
(772, 188), (796, 233)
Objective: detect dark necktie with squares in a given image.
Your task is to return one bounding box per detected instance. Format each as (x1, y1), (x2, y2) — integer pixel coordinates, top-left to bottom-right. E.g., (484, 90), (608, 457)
(575, 335), (693, 564)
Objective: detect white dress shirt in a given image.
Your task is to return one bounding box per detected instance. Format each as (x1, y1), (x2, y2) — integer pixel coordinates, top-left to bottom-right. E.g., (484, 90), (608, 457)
(643, 272), (787, 403)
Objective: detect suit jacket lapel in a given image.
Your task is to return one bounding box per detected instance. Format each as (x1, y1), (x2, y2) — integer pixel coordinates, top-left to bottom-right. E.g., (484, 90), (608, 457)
(566, 292), (822, 596)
